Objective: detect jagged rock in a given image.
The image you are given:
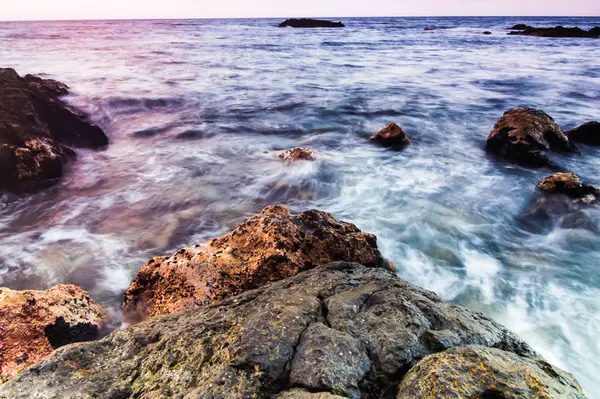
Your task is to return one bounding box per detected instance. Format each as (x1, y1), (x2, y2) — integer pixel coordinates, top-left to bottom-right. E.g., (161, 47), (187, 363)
(507, 24), (534, 30)
(397, 346), (585, 399)
(486, 108), (578, 167)
(536, 173), (599, 202)
(508, 26), (600, 38)
(567, 121), (600, 145)
(279, 19), (344, 28)
(0, 262), (576, 399)
(278, 147), (317, 163)
(369, 122), (410, 149)
(122, 205), (381, 319)
(0, 285), (106, 383)
(0, 68), (108, 189)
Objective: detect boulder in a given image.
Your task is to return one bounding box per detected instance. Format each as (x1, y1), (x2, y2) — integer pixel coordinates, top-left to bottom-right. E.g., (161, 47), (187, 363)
(536, 172), (598, 202)
(122, 205), (381, 319)
(278, 19), (344, 28)
(0, 262), (580, 399)
(369, 122), (410, 149)
(397, 346), (585, 399)
(486, 108), (578, 167)
(0, 285), (106, 383)
(567, 121), (600, 145)
(0, 68), (108, 189)
(483, 31), (492, 35)
(278, 147), (317, 163)
(508, 26), (600, 38)
(507, 24), (534, 30)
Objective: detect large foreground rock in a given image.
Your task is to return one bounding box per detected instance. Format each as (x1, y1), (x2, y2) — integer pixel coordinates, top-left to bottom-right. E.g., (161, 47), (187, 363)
(486, 108), (578, 167)
(567, 121), (600, 145)
(278, 19), (344, 28)
(508, 26), (600, 38)
(0, 262), (582, 398)
(0, 285), (106, 383)
(0, 68), (108, 189)
(123, 205), (381, 319)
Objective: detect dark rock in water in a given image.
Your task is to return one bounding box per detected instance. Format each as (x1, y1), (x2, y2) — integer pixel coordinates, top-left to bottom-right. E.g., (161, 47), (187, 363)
(397, 346), (585, 399)
(537, 173), (599, 202)
(279, 19), (344, 28)
(508, 26), (600, 38)
(0, 68), (108, 190)
(567, 121), (600, 145)
(278, 147), (317, 163)
(486, 108), (578, 167)
(424, 27), (436, 31)
(174, 129), (207, 140)
(0, 262), (581, 398)
(483, 31), (492, 35)
(122, 205), (381, 319)
(507, 24), (535, 30)
(0, 285), (106, 383)
(590, 27), (600, 36)
(369, 122), (410, 149)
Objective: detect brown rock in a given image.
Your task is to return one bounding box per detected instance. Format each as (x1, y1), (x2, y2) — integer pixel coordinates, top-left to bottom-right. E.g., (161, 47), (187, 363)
(123, 205), (381, 320)
(279, 147), (317, 163)
(486, 108), (578, 167)
(0, 284), (106, 382)
(369, 122), (410, 149)
(536, 172), (598, 201)
(0, 68), (108, 189)
(567, 121), (600, 145)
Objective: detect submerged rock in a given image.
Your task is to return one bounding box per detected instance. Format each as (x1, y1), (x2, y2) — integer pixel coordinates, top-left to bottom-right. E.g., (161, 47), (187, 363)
(567, 121), (600, 145)
(369, 122), (410, 149)
(122, 205), (381, 319)
(0, 68), (108, 189)
(508, 26), (600, 38)
(397, 346), (585, 399)
(0, 262), (578, 399)
(486, 108), (578, 167)
(278, 19), (344, 28)
(0, 285), (106, 383)
(483, 31), (492, 35)
(278, 147), (317, 163)
(537, 173), (599, 202)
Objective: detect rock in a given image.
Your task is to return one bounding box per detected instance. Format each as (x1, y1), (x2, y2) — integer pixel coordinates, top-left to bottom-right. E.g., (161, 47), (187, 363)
(0, 261), (576, 399)
(276, 389), (346, 399)
(397, 346), (585, 399)
(424, 27), (436, 31)
(536, 173), (599, 202)
(508, 26), (600, 38)
(278, 147), (317, 163)
(507, 24), (534, 30)
(567, 121), (600, 145)
(0, 68), (108, 189)
(590, 27), (600, 36)
(278, 19), (344, 28)
(483, 31), (492, 35)
(0, 285), (106, 383)
(369, 122), (410, 149)
(122, 205), (381, 319)
(486, 108), (578, 167)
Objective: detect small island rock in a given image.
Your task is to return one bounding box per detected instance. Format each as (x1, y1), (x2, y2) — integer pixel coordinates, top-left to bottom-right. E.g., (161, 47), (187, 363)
(567, 121), (600, 145)
(369, 122), (410, 149)
(508, 26), (600, 38)
(279, 19), (344, 28)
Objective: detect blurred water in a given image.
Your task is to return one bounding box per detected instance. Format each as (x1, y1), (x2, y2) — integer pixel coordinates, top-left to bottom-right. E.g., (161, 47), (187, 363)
(1, 16), (600, 395)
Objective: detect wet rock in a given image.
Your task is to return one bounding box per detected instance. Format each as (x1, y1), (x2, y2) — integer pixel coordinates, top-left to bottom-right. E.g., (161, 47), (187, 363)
(507, 24), (534, 30)
(567, 121), (600, 145)
(0, 262), (568, 399)
(397, 346), (585, 399)
(0, 285), (106, 383)
(508, 26), (600, 38)
(122, 205), (381, 319)
(424, 27), (436, 31)
(369, 122), (410, 149)
(537, 173), (598, 199)
(483, 31), (492, 35)
(278, 147), (317, 163)
(0, 68), (108, 189)
(279, 19), (345, 28)
(486, 108), (578, 167)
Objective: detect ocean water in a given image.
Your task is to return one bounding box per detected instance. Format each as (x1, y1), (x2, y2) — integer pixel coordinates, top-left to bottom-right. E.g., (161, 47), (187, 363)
(1, 16), (600, 395)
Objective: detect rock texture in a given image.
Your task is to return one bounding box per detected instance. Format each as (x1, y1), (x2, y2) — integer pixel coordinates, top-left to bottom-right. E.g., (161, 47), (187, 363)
(0, 68), (108, 189)
(0, 262), (581, 399)
(397, 346), (585, 399)
(0, 285), (106, 383)
(486, 108), (578, 167)
(508, 26), (600, 38)
(279, 147), (317, 163)
(278, 19), (344, 28)
(567, 121), (600, 145)
(369, 122), (410, 149)
(507, 24), (534, 30)
(122, 205), (381, 319)
(536, 173), (599, 203)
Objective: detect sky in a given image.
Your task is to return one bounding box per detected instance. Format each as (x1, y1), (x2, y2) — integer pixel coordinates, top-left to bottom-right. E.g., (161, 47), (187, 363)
(1, 0), (599, 21)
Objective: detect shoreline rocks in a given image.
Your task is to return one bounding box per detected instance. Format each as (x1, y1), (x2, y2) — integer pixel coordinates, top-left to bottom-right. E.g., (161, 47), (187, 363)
(508, 25), (600, 38)
(369, 122), (410, 149)
(0, 285), (106, 383)
(567, 121), (600, 145)
(279, 19), (344, 28)
(122, 205), (381, 320)
(0, 68), (108, 190)
(279, 147), (317, 163)
(537, 173), (599, 203)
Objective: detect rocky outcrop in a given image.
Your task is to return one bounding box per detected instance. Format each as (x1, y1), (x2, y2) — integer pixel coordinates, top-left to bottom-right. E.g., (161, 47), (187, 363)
(279, 19), (344, 28)
(567, 121), (600, 145)
(507, 24), (534, 30)
(537, 173), (599, 203)
(508, 26), (600, 38)
(279, 147), (317, 163)
(0, 68), (108, 189)
(369, 122), (410, 149)
(0, 262), (581, 399)
(122, 205), (381, 320)
(0, 285), (106, 383)
(486, 108), (578, 167)
(397, 346), (585, 398)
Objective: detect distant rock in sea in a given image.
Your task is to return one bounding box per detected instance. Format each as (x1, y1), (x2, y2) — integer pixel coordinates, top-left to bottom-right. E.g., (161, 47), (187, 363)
(483, 31), (492, 35)
(278, 18), (345, 28)
(369, 122), (410, 149)
(507, 24), (535, 30)
(567, 121), (600, 145)
(508, 25), (600, 38)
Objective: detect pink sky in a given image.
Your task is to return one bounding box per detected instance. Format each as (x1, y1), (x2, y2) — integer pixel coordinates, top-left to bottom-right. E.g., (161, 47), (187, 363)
(2, 0), (599, 21)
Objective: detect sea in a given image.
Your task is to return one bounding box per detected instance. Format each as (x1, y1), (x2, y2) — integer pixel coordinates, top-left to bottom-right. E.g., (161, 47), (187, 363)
(1, 16), (599, 395)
